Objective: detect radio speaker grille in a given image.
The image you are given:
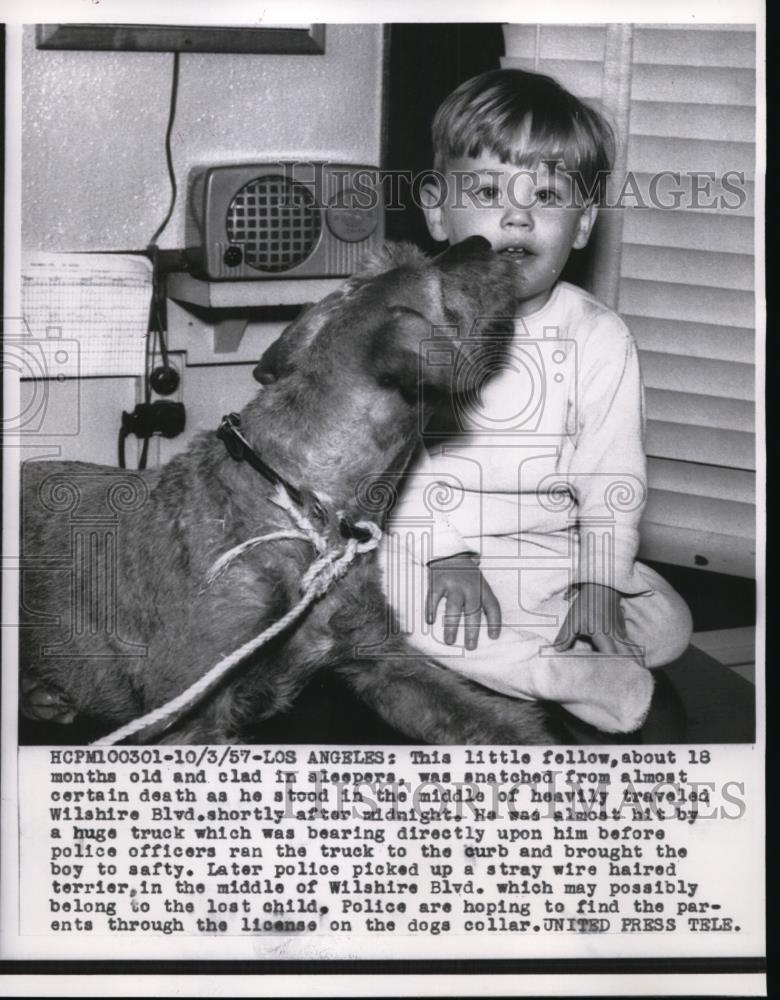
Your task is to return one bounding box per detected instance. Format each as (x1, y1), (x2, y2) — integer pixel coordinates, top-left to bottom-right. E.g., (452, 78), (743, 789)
(226, 175), (322, 273)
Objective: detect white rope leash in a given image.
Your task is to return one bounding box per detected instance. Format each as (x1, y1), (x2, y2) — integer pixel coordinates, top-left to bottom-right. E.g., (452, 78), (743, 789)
(92, 487), (381, 746)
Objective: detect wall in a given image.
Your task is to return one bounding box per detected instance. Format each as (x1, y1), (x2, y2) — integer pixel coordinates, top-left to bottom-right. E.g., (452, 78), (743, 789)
(23, 24), (384, 251)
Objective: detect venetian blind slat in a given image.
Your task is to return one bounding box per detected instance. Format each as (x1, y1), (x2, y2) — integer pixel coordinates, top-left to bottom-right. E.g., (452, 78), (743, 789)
(622, 208), (754, 254)
(646, 457), (755, 504)
(627, 134), (754, 178)
(632, 26), (756, 69)
(628, 173), (754, 218)
(645, 421), (754, 471)
(631, 63), (755, 106)
(640, 351), (754, 401)
(628, 316), (753, 364)
(502, 24), (607, 62)
(620, 279), (754, 329)
(622, 245), (753, 291)
(645, 388), (754, 432)
(644, 488), (754, 538)
(630, 101), (755, 142)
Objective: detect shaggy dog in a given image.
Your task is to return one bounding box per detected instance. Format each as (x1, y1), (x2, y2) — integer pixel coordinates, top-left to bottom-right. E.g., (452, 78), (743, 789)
(19, 237), (563, 744)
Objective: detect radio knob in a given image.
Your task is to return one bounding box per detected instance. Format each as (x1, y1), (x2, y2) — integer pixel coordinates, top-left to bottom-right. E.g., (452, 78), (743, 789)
(326, 187), (378, 243)
(223, 245), (243, 267)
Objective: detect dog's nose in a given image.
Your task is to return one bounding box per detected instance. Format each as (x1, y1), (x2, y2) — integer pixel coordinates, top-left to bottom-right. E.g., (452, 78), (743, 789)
(434, 235), (493, 264)
(253, 367), (277, 386)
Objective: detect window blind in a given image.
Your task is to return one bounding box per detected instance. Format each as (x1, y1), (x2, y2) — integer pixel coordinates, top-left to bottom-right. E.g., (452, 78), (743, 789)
(503, 23), (757, 577)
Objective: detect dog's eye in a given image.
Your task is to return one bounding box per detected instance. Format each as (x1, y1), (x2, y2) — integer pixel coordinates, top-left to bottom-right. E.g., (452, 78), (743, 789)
(376, 369), (417, 406)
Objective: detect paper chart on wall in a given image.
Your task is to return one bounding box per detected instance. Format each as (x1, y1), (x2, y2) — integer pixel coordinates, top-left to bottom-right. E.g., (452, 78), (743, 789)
(21, 252), (152, 379)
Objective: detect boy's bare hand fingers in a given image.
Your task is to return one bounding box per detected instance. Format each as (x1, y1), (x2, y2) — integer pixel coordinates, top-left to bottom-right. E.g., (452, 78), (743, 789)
(425, 578), (447, 625)
(424, 586), (437, 625)
(463, 606), (483, 650)
(443, 618), (461, 645)
(482, 584), (502, 639)
(442, 594), (465, 645)
(425, 564), (502, 647)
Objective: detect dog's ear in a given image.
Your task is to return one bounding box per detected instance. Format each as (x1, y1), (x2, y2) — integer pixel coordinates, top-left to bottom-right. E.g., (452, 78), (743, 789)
(370, 307), (429, 404)
(370, 305), (465, 403)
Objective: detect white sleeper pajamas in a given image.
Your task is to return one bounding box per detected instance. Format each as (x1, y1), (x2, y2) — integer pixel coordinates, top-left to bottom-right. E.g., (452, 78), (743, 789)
(379, 282), (692, 733)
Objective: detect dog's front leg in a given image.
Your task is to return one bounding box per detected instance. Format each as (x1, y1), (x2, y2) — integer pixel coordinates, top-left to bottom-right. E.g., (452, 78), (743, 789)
(327, 584), (566, 745)
(139, 565), (338, 744)
(334, 655), (568, 745)
(134, 573), (294, 743)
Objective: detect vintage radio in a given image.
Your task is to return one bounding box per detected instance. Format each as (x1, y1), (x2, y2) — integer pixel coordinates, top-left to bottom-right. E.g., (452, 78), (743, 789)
(186, 162), (383, 280)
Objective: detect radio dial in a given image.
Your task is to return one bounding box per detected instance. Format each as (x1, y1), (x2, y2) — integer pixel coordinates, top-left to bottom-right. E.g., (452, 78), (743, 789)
(326, 187), (378, 243)
(223, 245), (243, 267)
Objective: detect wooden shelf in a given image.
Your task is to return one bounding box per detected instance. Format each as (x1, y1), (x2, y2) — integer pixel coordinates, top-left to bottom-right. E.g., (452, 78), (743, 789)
(167, 273), (344, 310)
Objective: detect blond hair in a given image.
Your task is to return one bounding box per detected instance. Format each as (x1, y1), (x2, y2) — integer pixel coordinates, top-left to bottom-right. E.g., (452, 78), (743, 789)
(432, 68), (615, 201)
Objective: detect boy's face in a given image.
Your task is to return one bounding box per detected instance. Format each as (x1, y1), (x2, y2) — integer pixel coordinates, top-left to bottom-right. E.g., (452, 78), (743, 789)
(423, 153), (597, 316)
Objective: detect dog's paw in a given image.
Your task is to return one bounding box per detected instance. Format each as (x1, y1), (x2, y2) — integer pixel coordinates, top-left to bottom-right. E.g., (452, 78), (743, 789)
(471, 702), (572, 745)
(437, 696), (571, 746)
(20, 674), (77, 724)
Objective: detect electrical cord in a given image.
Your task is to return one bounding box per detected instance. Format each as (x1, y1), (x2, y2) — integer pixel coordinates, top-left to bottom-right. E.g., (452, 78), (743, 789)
(118, 425), (128, 470)
(138, 311), (154, 470)
(147, 51), (181, 249)
(119, 51), (182, 470)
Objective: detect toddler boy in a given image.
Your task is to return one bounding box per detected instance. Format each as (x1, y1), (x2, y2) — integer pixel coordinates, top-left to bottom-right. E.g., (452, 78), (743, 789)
(380, 68), (692, 733)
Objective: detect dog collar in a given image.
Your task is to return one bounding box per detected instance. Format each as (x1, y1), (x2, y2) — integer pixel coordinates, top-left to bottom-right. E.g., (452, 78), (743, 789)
(217, 412), (304, 507)
(217, 413), (372, 543)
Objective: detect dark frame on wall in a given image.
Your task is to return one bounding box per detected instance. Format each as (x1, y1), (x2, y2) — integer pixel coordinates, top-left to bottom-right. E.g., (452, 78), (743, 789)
(35, 23), (326, 55)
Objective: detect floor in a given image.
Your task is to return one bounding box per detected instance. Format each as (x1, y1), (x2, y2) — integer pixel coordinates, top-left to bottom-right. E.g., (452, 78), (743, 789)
(692, 627), (756, 685)
(19, 639), (758, 747)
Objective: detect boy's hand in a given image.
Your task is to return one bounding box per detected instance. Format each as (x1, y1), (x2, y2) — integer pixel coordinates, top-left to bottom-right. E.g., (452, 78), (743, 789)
(553, 583), (643, 657)
(425, 553), (502, 650)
